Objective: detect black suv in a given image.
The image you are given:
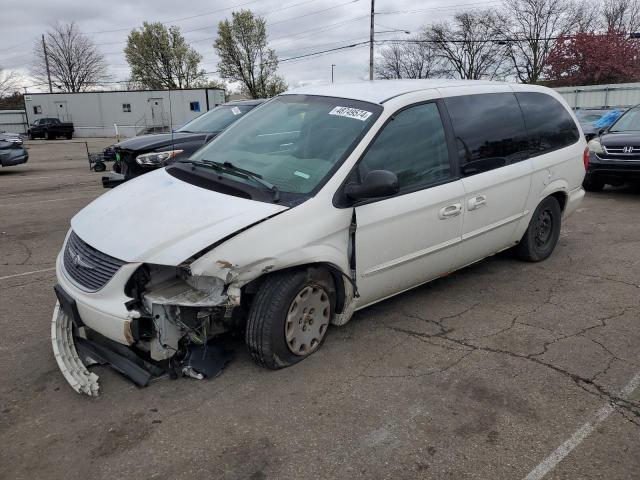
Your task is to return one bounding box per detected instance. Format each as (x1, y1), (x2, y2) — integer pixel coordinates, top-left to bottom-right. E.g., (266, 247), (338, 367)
(584, 105), (640, 191)
(105, 99), (264, 187)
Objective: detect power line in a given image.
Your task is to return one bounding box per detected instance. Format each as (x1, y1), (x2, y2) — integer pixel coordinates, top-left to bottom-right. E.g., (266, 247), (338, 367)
(92, 0), (341, 46)
(89, 0), (265, 35)
(376, 0), (503, 15)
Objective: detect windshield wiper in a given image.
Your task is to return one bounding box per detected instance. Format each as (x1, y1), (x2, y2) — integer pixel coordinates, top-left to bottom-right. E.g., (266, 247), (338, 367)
(178, 159), (280, 202)
(221, 161), (280, 202)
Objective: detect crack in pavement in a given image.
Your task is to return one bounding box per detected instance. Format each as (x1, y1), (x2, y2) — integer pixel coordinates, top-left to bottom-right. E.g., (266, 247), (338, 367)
(383, 303), (640, 424)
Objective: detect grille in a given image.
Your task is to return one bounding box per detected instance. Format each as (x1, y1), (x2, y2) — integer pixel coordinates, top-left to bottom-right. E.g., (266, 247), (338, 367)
(602, 145), (640, 160)
(63, 231), (125, 291)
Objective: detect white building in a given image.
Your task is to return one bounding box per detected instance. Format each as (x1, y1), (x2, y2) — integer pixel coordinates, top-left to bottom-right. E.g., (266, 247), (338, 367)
(23, 88), (225, 138)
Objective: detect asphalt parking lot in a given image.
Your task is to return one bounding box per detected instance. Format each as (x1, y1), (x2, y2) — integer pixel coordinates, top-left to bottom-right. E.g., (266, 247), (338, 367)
(1, 139), (639, 480)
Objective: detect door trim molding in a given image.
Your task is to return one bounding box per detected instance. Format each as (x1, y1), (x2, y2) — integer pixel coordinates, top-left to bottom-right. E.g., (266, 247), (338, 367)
(362, 236), (461, 277)
(460, 210), (529, 242)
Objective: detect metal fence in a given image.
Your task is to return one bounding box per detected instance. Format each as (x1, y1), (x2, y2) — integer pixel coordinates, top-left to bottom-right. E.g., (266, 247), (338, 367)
(555, 82), (640, 109)
(0, 110), (28, 134)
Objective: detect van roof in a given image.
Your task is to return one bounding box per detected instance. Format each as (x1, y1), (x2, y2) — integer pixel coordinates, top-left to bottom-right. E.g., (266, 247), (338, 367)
(282, 79), (511, 104)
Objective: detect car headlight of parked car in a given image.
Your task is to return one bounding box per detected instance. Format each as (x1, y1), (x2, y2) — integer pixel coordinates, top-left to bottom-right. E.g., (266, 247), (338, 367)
(587, 138), (603, 154)
(135, 149), (184, 166)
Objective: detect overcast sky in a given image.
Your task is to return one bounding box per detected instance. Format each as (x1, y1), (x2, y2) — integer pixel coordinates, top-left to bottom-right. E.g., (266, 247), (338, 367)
(0, 0), (503, 92)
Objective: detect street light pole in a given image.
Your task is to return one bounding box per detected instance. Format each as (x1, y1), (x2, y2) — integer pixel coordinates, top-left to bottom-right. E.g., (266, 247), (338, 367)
(331, 64), (335, 83)
(369, 0), (375, 80)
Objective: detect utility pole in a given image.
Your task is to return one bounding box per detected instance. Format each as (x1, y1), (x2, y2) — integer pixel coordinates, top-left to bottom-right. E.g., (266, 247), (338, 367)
(331, 64), (336, 83)
(369, 0), (375, 80)
(41, 34), (52, 93)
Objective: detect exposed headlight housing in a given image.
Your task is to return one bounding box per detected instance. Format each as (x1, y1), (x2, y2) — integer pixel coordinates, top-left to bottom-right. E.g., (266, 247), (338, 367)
(135, 149), (184, 166)
(587, 138), (603, 154)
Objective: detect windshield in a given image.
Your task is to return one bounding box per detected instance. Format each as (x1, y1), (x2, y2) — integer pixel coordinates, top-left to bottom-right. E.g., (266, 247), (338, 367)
(609, 108), (640, 132)
(177, 104), (255, 133)
(187, 95), (382, 195)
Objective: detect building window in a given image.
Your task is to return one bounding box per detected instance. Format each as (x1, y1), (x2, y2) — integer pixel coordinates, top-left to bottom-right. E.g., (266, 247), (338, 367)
(190, 101), (200, 112)
(33, 106), (42, 114)
(122, 103), (131, 113)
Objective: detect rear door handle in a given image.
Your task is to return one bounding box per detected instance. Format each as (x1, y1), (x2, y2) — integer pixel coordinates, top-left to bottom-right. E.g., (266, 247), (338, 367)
(439, 203), (462, 219)
(467, 195), (487, 211)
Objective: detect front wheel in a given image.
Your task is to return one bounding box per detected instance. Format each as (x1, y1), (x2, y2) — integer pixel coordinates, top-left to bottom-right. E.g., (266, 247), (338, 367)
(514, 196), (562, 262)
(245, 269), (334, 369)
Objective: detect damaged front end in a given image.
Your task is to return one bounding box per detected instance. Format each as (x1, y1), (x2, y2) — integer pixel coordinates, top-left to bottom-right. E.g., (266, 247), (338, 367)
(52, 264), (239, 396)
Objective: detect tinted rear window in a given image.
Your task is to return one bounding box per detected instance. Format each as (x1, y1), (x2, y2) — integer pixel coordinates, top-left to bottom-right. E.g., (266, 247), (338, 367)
(444, 93), (529, 177)
(516, 92), (580, 155)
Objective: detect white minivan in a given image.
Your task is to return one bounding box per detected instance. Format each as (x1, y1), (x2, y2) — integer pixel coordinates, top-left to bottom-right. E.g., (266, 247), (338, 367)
(52, 80), (587, 395)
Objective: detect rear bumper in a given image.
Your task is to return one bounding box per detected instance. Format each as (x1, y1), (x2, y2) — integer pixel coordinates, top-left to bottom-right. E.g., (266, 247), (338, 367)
(564, 186), (585, 219)
(1, 151), (28, 166)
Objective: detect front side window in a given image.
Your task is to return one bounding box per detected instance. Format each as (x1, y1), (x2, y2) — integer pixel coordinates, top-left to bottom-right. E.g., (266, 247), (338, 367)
(444, 93), (528, 176)
(516, 92), (580, 154)
(357, 102), (451, 191)
(187, 95), (382, 195)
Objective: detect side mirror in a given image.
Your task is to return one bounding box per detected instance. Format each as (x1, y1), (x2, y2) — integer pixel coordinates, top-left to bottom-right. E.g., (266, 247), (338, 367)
(598, 127), (608, 136)
(345, 169), (399, 201)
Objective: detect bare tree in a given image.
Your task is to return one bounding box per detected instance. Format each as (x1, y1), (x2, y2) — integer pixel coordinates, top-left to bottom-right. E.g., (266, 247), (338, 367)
(425, 10), (509, 80)
(498, 0), (584, 84)
(0, 67), (20, 98)
(375, 38), (440, 79)
(33, 22), (109, 92)
(601, 0), (640, 32)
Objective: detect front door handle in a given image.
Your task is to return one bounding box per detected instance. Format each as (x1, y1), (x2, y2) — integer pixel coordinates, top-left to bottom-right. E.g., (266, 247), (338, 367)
(467, 195), (487, 211)
(439, 203), (462, 219)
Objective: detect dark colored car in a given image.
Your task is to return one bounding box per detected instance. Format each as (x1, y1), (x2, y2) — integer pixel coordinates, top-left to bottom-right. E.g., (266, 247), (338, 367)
(575, 108), (624, 141)
(105, 99), (264, 187)
(28, 118), (74, 140)
(584, 105), (640, 191)
(0, 133), (28, 167)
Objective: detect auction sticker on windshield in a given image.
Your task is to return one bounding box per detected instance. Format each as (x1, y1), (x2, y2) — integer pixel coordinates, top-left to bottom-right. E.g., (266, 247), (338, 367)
(231, 106), (242, 115)
(329, 106), (372, 121)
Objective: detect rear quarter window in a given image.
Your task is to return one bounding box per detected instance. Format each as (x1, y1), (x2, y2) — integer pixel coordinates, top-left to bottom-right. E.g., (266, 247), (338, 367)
(444, 92), (529, 177)
(515, 92), (580, 156)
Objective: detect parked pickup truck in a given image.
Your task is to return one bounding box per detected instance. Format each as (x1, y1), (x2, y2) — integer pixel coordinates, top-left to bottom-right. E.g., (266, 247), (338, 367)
(27, 118), (74, 140)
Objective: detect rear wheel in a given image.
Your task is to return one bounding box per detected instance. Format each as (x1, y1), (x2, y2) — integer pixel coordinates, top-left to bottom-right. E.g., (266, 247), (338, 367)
(245, 269), (334, 369)
(65, 132), (72, 139)
(583, 175), (605, 192)
(515, 196), (562, 262)
(47, 131), (54, 140)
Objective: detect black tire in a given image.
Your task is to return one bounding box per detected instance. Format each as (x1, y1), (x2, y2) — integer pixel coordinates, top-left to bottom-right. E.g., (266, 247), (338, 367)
(47, 131), (54, 140)
(94, 161), (106, 172)
(65, 132), (72, 140)
(28, 132), (34, 140)
(515, 196), (562, 262)
(583, 175), (605, 192)
(245, 269), (334, 369)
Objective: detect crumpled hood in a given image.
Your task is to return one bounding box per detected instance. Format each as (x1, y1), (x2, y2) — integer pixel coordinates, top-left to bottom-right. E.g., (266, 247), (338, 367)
(114, 132), (212, 152)
(71, 168), (288, 265)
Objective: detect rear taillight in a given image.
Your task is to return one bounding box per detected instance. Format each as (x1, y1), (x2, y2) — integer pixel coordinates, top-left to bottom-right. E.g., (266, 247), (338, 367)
(583, 146), (589, 171)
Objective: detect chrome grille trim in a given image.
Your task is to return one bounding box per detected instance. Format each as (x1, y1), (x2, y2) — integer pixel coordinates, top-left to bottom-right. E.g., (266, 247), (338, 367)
(62, 231), (125, 292)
